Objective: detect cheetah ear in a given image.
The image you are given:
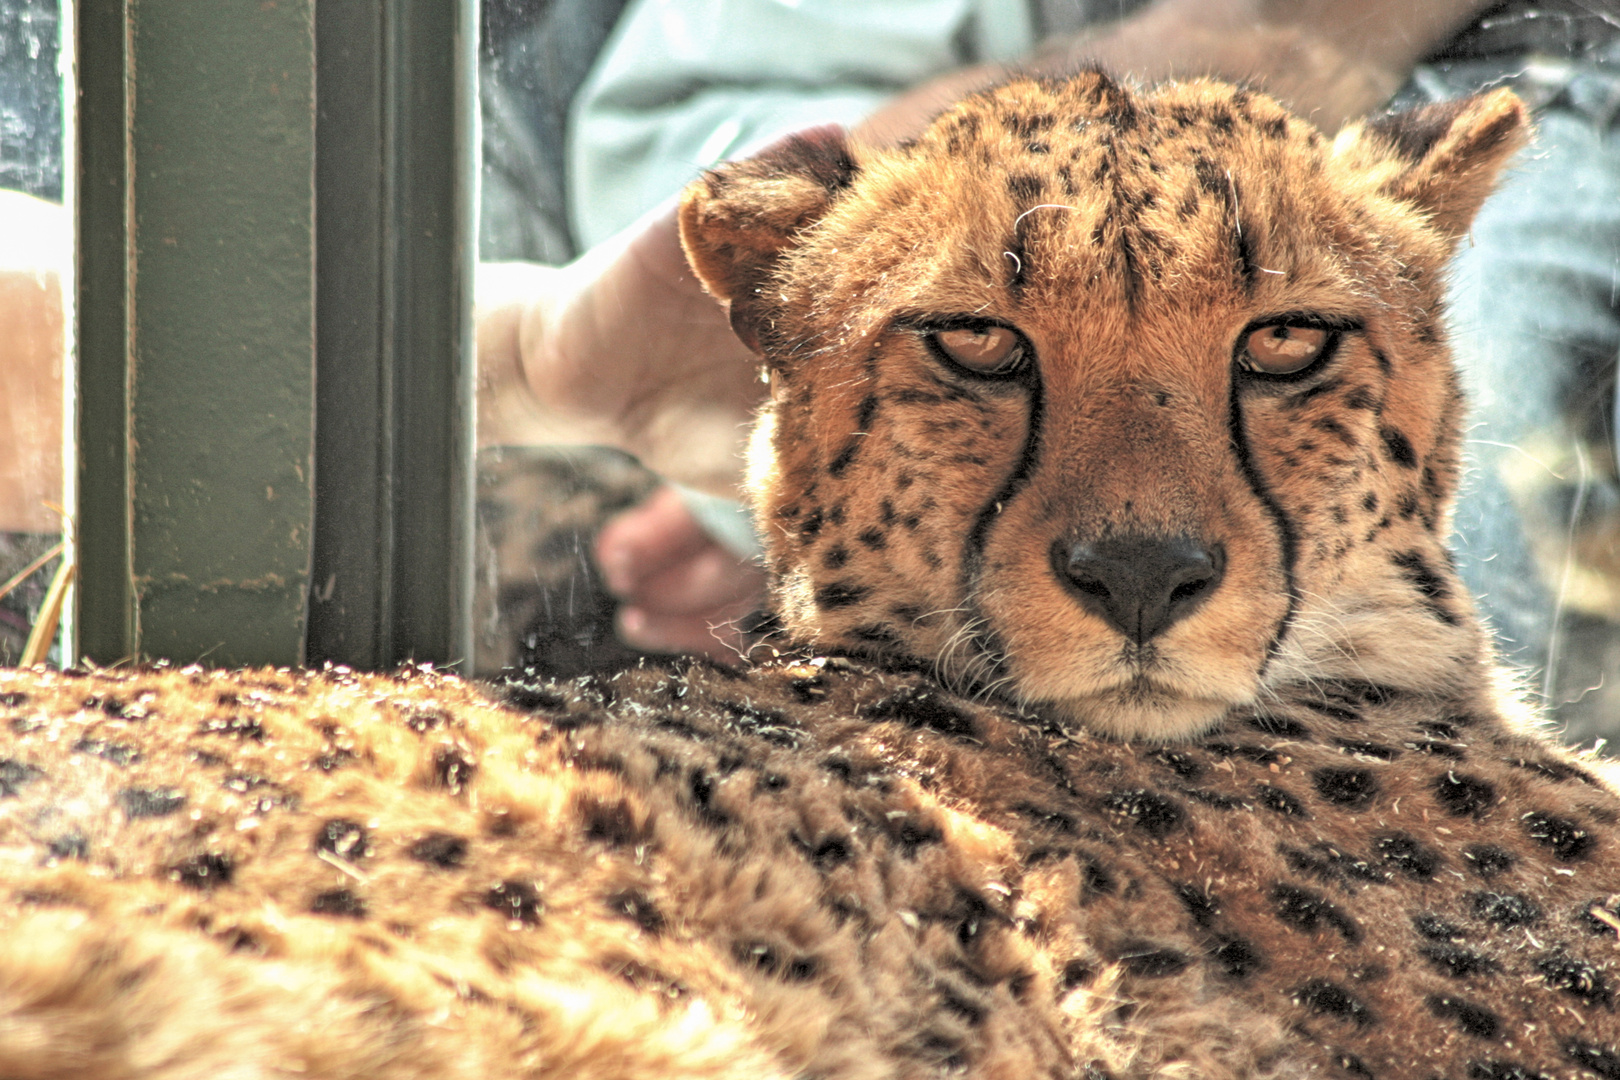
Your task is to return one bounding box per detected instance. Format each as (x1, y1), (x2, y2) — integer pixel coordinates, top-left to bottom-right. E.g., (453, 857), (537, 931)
(1337, 88), (1528, 241)
(679, 125), (857, 353)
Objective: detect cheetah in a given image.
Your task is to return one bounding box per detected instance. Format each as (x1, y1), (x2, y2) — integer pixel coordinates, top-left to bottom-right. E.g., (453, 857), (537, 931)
(4, 74), (1620, 1080)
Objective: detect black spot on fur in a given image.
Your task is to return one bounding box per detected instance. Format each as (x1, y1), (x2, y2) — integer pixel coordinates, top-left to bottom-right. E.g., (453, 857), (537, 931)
(687, 767), (729, 826)
(1174, 882), (1220, 926)
(1101, 789), (1185, 839)
(862, 687), (977, 740)
(1565, 1041), (1620, 1080)
(502, 680), (567, 712)
(1392, 550), (1459, 625)
(1428, 995), (1500, 1039)
(1422, 944), (1501, 979)
(1380, 426), (1417, 468)
(118, 786), (187, 819)
(1414, 912), (1465, 941)
(734, 940), (818, 982)
(171, 852), (234, 889)
(1248, 712), (1311, 738)
(856, 527), (886, 550)
(1150, 749), (1204, 780)
(0, 759), (42, 797)
(1117, 942), (1191, 977)
(892, 816), (944, 856)
(1435, 773), (1497, 818)
(1293, 979), (1373, 1026)
(408, 832), (468, 868)
(1537, 953), (1612, 1006)
(197, 715), (265, 740)
(1014, 803), (1076, 834)
(431, 745), (476, 794)
(606, 889), (666, 935)
(1505, 757), (1598, 785)
(855, 393), (878, 430)
(1080, 858), (1117, 900)
(1374, 833), (1441, 878)
(1412, 740), (1467, 760)
(485, 880), (543, 926)
(314, 819), (370, 860)
(827, 441), (861, 477)
(72, 738), (140, 766)
(310, 888), (367, 918)
(1256, 783), (1309, 817)
(815, 581), (869, 609)
(1281, 843), (1386, 888)
(1298, 699), (1361, 724)
(1467, 1062), (1552, 1080)
(806, 834), (851, 867)
(1523, 811), (1594, 861)
(1461, 846), (1513, 879)
(1061, 958), (1096, 989)
(47, 834), (88, 860)
(1336, 739), (1398, 761)
(1006, 173), (1045, 202)
(1471, 891), (1540, 927)
(1312, 767), (1379, 809)
(718, 699), (802, 748)
(1209, 935), (1264, 980)
(1272, 883), (1361, 943)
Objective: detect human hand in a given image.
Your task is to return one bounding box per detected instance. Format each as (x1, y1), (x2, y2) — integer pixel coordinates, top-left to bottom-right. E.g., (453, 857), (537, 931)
(854, 0), (1496, 146)
(594, 484), (766, 659)
(476, 206), (771, 658)
(477, 203), (764, 498)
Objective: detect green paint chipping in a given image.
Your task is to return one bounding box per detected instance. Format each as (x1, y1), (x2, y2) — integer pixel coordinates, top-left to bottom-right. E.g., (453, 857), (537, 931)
(122, 1), (316, 666)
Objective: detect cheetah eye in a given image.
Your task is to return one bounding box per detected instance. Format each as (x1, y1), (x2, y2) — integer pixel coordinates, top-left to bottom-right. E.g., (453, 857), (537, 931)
(1241, 324), (1333, 376)
(929, 326), (1025, 375)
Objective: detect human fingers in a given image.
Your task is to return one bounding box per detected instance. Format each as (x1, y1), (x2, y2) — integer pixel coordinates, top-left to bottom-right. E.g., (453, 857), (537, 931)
(595, 486), (719, 598)
(596, 487), (765, 615)
(617, 604), (754, 661)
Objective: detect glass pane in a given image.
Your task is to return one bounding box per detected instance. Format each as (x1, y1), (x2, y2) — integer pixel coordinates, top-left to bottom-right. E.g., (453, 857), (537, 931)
(0, 0), (67, 666)
(475, 0), (676, 681)
(473, 1), (1620, 750)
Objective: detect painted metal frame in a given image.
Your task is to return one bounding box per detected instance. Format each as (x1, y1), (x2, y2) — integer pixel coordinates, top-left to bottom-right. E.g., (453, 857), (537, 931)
(75, 0), (475, 670)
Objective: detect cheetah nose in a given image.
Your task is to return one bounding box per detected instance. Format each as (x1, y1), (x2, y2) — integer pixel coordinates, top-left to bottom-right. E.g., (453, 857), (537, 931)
(1054, 535), (1225, 644)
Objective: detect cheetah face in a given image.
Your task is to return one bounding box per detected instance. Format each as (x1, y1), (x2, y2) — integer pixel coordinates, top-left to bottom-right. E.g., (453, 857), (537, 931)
(681, 75), (1525, 740)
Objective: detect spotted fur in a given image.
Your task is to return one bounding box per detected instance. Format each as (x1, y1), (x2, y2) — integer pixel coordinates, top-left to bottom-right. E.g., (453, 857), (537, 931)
(3, 77), (1618, 1080)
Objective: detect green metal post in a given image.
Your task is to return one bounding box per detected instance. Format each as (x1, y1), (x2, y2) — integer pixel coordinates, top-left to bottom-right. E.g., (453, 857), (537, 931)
(77, 0), (317, 667)
(76, 0), (476, 670)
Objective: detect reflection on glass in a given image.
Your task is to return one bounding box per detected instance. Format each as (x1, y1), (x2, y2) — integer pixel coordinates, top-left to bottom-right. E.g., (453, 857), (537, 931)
(0, 0), (66, 666)
(473, 1), (1620, 748)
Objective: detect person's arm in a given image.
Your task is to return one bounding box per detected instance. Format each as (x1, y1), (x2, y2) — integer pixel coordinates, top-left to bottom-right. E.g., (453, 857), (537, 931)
(857, 0), (1497, 145)
(565, 0), (1036, 247)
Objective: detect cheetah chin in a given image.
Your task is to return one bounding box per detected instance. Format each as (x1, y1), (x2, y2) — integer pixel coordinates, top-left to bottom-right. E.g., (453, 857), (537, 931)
(684, 73), (1526, 741)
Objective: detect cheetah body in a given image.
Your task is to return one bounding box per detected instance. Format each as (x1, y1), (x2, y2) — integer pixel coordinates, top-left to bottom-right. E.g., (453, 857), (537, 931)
(4, 76), (1620, 1080)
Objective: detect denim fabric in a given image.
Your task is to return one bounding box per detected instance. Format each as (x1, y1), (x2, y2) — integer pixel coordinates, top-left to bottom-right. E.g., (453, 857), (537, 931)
(1408, 49), (1620, 737)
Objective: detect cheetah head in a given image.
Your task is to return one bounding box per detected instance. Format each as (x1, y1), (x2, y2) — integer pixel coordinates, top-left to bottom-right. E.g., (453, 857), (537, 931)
(680, 74), (1527, 740)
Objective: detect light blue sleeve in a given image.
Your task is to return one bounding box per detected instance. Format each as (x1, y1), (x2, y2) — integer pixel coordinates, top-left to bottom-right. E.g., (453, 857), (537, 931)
(567, 0), (1036, 247)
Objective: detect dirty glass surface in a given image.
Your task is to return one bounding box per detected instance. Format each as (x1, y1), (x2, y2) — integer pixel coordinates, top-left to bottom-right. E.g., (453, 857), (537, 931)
(0, 0), (65, 666)
(474, 0), (667, 682)
(474, 0), (1620, 749)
